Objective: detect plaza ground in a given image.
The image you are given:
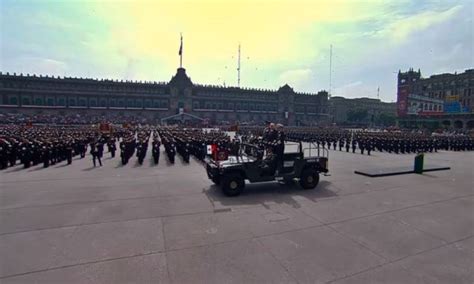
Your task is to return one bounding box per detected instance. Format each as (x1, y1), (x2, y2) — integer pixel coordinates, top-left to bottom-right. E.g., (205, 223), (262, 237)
(0, 147), (473, 283)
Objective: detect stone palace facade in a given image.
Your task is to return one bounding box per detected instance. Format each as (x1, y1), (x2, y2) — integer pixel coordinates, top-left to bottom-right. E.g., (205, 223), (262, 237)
(0, 68), (329, 125)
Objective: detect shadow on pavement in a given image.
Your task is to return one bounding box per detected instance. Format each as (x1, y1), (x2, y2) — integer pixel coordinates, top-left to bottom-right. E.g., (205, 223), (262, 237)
(28, 165), (50, 172)
(203, 180), (337, 209)
(149, 157), (159, 167)
(177, 156), (191, 166)
(133, 160), (143, 168)
(54, 163), (70, 168)
(82, 166), (98, 171)
(4, 165), (28, 173)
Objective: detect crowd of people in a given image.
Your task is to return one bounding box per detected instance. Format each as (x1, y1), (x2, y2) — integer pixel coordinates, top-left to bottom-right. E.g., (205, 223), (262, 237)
(0, 112), (157, 125)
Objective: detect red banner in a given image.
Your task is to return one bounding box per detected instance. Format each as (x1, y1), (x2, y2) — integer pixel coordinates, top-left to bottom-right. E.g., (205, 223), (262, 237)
(99, 123), (111, 133)
(397, 86), (409, 117)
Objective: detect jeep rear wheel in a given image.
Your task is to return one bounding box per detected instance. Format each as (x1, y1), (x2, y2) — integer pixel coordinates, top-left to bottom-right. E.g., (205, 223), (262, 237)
(299, 169), (319, 189)
(222, 174), (244, 196)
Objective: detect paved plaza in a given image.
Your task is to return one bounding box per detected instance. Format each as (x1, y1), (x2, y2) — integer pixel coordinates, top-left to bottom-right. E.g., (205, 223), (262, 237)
(1, 148), (473, 283)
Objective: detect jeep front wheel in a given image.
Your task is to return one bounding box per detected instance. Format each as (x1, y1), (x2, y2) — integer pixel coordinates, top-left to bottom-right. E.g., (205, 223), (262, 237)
(299, 169), (319, 189)
(222, 174), (244, 196)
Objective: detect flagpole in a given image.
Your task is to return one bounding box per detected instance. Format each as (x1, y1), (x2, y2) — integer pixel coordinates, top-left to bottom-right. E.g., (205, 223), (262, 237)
(179, 33), (183, 68)
(237, 43), (241, 88)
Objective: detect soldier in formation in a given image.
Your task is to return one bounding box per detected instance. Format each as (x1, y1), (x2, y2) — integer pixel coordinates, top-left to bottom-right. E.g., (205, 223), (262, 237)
(239, 126), (474, 155)
(0, 125), (117, 170)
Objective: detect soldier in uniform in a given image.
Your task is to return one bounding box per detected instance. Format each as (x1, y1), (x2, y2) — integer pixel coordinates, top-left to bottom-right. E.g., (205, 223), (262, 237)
(107, 137), (116, 158)
(19, 142), (32, 168)
(42, 143), (50, 168)
(90, 141), (102, 167)
(136, 139), (148, 165)
(65, 140), (73, 165)
(230, 137), (240, 160)
(359, 139), (365, 155)
(97, 139), (104, 160)
(0, 141), (7, 170)
(152, 138), (161, 164)
(367, 140), (372, 155)
(8, 140), (17, 167)
(275, 124), (285, 170)
(260, 146), (277, 176)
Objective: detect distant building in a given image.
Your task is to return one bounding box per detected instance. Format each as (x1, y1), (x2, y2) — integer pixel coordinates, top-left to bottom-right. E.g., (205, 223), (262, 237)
(0, 68), (330, 126)
(329, 96), (396, 126)
(397, 68), (474, 129)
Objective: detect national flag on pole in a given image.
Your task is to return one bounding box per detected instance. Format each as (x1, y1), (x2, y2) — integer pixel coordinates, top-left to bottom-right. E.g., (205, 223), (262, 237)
(179, 34), (183, 56)
(207, 144), (216, 155)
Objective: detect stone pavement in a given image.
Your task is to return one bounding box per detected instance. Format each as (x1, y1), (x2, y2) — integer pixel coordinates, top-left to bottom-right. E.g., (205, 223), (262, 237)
(0, 148), (473, 283)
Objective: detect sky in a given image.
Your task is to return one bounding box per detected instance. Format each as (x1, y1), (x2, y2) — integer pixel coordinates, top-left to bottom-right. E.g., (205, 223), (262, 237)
(1, 0), (473, 102)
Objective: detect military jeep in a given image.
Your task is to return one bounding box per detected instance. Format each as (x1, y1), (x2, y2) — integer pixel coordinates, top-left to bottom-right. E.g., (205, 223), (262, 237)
(205, 142), (329, 196)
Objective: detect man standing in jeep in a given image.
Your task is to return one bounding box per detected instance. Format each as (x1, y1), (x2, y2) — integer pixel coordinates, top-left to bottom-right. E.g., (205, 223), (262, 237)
(276, 123), (285, 170)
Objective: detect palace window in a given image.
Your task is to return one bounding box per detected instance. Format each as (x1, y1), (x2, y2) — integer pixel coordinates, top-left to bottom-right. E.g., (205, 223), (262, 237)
(69, 98), (76, 107)
(78, 98), (87, 107)
(22, 97), (31, 105)
(9, 97), (18, 105)
(100, 100), (107, 107)
(34, 98), (43, 106)
(57, 98), (66, 106)
(89, 99), (97, 107)
(144, 99), (152, 108)
(46, 98), (54, 106)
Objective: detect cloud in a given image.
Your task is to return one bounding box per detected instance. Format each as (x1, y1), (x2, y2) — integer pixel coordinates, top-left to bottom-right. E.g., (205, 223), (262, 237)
(374, 5), (463, 42)
(39, 59), (67, 74)
(334, 81), (373, 99)
(3, 57), (68, 77)
(1, 0), (471, 102)
(279, 68), (313, 89)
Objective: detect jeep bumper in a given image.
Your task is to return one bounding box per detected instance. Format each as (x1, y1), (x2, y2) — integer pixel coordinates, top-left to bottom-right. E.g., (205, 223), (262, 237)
(206, 162), (219, 180)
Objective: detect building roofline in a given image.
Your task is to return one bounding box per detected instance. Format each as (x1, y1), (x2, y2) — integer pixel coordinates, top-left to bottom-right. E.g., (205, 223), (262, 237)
(0, 70), (328, 96)
(0, 71), (168, 86)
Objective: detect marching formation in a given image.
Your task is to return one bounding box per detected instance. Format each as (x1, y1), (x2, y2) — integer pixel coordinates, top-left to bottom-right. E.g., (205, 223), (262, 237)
(239, 125), (474, 155)
(0, 125), (236, 171)
(0, 125), (95, 170)
(2, 123), (473, 171)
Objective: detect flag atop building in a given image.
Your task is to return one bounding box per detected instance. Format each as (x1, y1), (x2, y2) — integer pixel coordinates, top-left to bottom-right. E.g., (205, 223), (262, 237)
(179, 33), (183, 68)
